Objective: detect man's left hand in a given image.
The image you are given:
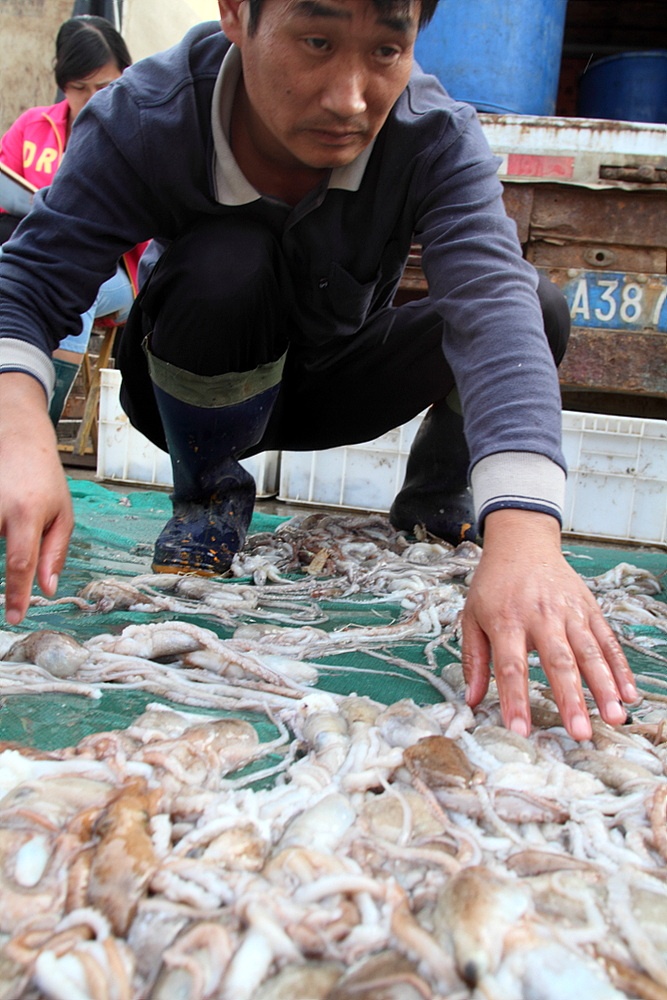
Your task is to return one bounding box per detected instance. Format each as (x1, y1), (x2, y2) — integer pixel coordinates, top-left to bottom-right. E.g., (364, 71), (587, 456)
(461, 508), (639, 741)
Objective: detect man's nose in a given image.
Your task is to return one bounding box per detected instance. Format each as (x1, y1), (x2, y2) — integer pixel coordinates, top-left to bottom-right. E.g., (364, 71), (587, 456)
(320, 69), (368, 118)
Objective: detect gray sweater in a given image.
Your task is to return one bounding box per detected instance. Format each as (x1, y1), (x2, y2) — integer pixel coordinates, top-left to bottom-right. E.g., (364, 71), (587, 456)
(0, 22), (566, 525)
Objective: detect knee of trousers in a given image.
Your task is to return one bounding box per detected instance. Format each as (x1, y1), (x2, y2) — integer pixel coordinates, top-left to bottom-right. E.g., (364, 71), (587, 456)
(152, 217), (288, 316)
(536, 272), (571, 366)
(145, 215), (293, 374)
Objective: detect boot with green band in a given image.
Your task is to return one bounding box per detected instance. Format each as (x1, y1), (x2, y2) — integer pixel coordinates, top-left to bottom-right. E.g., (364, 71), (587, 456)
(149, 347), (284, 576)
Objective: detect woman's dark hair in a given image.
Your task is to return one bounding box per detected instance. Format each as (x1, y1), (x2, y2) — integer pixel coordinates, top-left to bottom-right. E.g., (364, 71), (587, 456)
(54, 15), (132, 90)
(246, 0), (440, 34)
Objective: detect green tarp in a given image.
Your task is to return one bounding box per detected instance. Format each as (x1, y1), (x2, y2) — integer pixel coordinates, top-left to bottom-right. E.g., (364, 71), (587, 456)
(0, 478), (664, 750)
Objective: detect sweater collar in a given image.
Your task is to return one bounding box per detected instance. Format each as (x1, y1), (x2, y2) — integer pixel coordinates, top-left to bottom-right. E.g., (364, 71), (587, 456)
(211, 45), (375, 207)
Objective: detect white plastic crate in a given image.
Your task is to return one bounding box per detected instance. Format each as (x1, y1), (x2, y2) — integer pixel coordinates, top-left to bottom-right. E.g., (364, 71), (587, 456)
(280, 409), (667, 547)
(561, 411), (667, 547)
(96, 369), (280, 497)
(278, 413), (426, 513)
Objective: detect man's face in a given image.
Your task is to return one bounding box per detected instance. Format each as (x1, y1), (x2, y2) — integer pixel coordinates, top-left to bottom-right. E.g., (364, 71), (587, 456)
(220, 0), (420, 171)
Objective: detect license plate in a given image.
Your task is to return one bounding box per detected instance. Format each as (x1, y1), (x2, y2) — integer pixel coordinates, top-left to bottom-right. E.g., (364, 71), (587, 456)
(549, 270), (667, 333)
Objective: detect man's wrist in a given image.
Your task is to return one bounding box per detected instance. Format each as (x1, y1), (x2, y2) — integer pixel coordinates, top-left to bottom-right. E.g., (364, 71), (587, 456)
(482, 507), (562, 554)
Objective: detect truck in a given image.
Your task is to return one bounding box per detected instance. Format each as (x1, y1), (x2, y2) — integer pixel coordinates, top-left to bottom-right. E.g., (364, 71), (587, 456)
(399, 112), (667, 422)
(399, 0), (667, 422)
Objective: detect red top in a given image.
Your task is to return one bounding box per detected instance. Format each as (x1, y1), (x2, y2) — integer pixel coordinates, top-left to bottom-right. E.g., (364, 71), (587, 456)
(0, 99), (146, 290)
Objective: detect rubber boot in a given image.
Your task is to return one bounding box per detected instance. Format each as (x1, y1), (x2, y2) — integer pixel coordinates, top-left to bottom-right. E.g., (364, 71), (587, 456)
(389, 396), (479, 545)
(49, 358), (80, 426)
(151, 382), (279, 576)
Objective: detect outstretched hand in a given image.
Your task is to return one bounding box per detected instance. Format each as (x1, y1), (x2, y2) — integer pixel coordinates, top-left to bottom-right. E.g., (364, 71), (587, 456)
(461, 508), (639, 741)
(0, 373), (74, 624)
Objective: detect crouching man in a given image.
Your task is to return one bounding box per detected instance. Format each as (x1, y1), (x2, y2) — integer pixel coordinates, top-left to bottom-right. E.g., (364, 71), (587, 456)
(0, 0), (637, 740)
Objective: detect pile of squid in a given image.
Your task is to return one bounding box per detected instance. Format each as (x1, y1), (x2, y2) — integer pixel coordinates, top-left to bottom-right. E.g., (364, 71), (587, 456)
(0, 512), (664, 999)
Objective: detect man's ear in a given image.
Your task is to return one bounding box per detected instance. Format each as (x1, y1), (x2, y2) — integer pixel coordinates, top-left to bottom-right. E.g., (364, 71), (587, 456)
(218, 0), (246, 44)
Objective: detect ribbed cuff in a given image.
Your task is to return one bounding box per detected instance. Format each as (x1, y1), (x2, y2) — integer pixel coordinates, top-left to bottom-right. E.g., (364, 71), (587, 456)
(471, 451), (566, 528)
(0, 338), (54, 400)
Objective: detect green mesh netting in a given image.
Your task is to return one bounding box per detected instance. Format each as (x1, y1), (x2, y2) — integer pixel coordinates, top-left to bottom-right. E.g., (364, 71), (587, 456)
(0, 477), (664, 750)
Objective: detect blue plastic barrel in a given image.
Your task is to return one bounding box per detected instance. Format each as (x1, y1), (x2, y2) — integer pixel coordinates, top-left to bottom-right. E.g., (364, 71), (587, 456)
(414, 0), (569, 116)
(577, 51), (667, 124)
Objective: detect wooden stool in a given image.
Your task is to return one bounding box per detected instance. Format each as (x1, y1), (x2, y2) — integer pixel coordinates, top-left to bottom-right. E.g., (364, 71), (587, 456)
(72, 317), (122, 457)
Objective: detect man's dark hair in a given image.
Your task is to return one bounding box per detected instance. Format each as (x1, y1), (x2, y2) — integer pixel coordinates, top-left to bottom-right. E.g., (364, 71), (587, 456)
(54, 15), (132, 90)
(246, 0), (439, 34)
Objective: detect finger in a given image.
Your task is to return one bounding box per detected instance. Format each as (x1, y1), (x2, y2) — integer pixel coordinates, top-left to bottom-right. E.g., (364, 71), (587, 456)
(589, 615), (639, 704)
(481, 627), (533, 738)
(460, 614), (492, 707)
(532, 627), (593, 740)
(566, 617), (637, 726)
(3, 520), (42, 625)
(36, 509), (74, 599)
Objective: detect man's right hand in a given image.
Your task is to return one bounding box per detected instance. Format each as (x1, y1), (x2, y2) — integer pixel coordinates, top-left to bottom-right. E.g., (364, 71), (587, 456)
(0, 372), (74, 624)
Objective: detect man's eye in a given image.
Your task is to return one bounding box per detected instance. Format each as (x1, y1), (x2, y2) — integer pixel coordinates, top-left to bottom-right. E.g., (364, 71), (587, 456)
(304, 36), (331, 52)
(376, 46), (402, 62)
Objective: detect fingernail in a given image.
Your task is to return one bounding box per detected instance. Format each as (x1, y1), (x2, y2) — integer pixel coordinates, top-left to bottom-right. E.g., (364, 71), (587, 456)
(5, 609), (21, 626)
(509, 716), (530, 738)
(571, 713), (592, 741)
(623, 682), (639, 702)
(604, 699), (627, 725)
(48, 574), (59, 595)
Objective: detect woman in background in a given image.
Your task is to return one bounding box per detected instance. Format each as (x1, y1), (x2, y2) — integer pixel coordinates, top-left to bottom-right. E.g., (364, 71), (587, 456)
(0, 15), (146, 423)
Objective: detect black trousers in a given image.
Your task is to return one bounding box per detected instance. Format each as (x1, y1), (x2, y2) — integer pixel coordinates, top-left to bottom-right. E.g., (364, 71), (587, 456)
(117, 215), (570, 454)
